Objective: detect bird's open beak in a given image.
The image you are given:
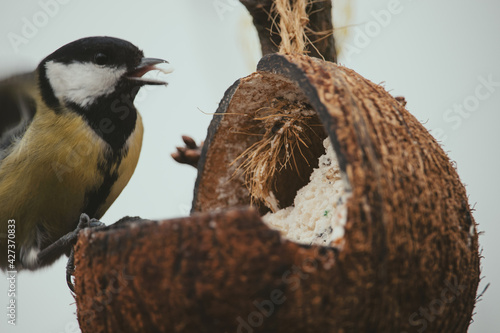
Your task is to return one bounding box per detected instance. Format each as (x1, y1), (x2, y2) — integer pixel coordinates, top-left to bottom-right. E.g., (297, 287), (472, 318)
(126, 58), (172, 85)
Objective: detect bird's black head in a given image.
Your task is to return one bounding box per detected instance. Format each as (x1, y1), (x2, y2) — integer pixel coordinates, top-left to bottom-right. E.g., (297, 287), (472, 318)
(38, 36), (169, 110)
(36, 36), (170, 151)
(42, 36), (144, 71)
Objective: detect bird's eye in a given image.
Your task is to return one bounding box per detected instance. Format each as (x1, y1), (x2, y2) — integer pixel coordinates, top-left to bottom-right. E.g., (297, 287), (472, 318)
(94, 53), (108, 66)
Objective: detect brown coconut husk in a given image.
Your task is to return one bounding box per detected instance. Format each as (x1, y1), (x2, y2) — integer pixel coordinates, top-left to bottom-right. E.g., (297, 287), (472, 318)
(74, 1), (480, 332)
(231, 97), (324, 211)
(191, 53), (480, 332)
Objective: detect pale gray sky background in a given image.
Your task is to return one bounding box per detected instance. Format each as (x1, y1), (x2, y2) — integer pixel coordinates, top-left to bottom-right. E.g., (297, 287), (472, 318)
(0, 0), (498, 332)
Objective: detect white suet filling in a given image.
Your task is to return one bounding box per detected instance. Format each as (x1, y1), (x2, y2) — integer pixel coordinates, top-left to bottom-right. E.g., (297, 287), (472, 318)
(262, 137), (350, 247)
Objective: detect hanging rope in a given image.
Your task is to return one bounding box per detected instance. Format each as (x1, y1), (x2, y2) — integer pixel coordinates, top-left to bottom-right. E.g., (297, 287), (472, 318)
(275, 0), (310, 54)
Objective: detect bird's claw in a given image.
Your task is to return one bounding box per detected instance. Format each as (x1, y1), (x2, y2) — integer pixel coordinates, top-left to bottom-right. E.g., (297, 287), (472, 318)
(76, 213), (105, 230)
(66, 248), (76, 293)
(66, 213), (105, 293)
(171, 135), (203, 168)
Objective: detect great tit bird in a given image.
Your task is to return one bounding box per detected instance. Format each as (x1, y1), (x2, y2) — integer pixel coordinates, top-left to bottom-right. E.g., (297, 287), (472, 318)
(0, 37), (170, 273)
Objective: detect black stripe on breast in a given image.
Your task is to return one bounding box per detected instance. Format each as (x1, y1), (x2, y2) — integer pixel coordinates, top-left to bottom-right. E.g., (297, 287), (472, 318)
(67, 85), (139, 152)
(83, 149), (125, 219)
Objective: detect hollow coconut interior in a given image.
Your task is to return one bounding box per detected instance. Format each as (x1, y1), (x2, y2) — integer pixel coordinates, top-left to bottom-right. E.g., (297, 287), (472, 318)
(196, 71), (351, 247)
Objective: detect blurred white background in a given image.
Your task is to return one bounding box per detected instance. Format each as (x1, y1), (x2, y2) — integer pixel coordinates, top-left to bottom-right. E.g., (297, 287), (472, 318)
(0, 0), (498, 332)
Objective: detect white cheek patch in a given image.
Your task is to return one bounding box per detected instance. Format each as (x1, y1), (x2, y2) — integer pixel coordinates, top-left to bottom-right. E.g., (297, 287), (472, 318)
(45, 61), (127, 108)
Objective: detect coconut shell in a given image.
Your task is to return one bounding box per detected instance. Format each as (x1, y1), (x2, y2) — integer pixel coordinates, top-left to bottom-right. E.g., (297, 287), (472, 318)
(75, 54), (479, 332)
(191, 53), (480, 331)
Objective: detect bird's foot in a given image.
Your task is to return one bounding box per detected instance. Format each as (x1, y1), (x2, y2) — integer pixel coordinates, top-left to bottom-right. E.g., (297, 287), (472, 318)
(171, 135), (203, 168)
(66, 213), (105, 293)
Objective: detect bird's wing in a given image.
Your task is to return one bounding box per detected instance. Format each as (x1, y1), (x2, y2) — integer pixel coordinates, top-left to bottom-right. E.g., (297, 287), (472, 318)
(0, 72), (37, 158)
